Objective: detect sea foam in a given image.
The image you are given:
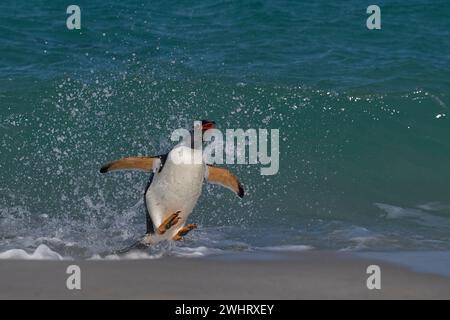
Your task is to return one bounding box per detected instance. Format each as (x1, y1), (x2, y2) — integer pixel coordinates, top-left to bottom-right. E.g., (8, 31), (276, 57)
(0, 244), (65, 260)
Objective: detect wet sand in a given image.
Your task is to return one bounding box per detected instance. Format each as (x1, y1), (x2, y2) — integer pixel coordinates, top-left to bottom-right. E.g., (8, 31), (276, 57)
(0, 251), (449, 299)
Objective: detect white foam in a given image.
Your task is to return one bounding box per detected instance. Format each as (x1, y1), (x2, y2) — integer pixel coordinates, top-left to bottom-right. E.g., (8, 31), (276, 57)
(339, 236), (381, 251)
(0, 244), (65, 260)
(258, 245), (313, 252)
(88, 246), (223, 260)
(375, 202), (450, 227)
(172, 246), (223, 258)
(417, 202), (450, 212)
(90, 251), (164, 260)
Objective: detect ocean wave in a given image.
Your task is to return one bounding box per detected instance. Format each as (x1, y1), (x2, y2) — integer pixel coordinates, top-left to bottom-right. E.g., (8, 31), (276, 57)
(0, 244), (66, 260)
(0, 237), (227, 261)
(375, 202), (450, 228)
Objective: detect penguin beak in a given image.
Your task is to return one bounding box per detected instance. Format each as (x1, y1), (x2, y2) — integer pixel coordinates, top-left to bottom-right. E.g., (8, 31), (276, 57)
(201, 120), (216, 131)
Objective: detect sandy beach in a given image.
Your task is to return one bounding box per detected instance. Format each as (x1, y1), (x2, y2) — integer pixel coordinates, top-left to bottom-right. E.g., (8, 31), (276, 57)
(1, 251), (449, 300)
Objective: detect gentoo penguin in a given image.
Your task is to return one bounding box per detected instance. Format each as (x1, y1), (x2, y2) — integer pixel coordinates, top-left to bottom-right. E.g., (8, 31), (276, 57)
(100, 120), (244, 246)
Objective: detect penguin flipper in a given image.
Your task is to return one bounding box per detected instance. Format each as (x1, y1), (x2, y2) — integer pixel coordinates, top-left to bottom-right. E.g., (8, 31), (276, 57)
(206, 165), (244, 198)
(100, 156), (160, 173)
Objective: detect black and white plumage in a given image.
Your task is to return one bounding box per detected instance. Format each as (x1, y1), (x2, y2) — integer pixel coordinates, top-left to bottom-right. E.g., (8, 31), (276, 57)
(100, 121), (244, 246)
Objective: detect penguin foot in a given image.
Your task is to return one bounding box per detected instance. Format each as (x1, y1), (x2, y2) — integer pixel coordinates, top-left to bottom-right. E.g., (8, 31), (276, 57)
(173, 224), (198, 241)
(157, 211), (181, 235)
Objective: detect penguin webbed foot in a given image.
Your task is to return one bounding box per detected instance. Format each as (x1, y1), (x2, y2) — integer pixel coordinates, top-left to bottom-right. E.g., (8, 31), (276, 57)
(157, 211), (181, 235)
(172, 223), (198, 241)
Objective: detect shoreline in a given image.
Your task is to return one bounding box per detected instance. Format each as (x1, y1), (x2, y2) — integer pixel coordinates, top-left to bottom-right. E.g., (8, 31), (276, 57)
(1, 251), (449, 299)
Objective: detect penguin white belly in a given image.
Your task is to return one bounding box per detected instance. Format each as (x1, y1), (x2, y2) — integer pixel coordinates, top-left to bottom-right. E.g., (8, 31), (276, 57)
(145, 149), (205, 240)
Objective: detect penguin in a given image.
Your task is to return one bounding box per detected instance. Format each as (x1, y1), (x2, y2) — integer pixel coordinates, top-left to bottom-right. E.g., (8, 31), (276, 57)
(100, 120), (244, 247)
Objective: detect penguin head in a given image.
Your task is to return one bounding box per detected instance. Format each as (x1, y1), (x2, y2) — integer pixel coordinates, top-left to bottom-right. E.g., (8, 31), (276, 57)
(188, 120), (216, 148)
(200, 120), (216, 132)
(192, 120), (216, 134)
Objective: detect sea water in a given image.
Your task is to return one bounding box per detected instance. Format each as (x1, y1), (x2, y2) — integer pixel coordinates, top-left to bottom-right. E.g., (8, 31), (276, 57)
(0, 1), (449, 275)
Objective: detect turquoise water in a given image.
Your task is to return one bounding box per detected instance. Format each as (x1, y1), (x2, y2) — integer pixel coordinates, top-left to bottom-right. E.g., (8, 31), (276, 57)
(0, 1), (450, 259)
